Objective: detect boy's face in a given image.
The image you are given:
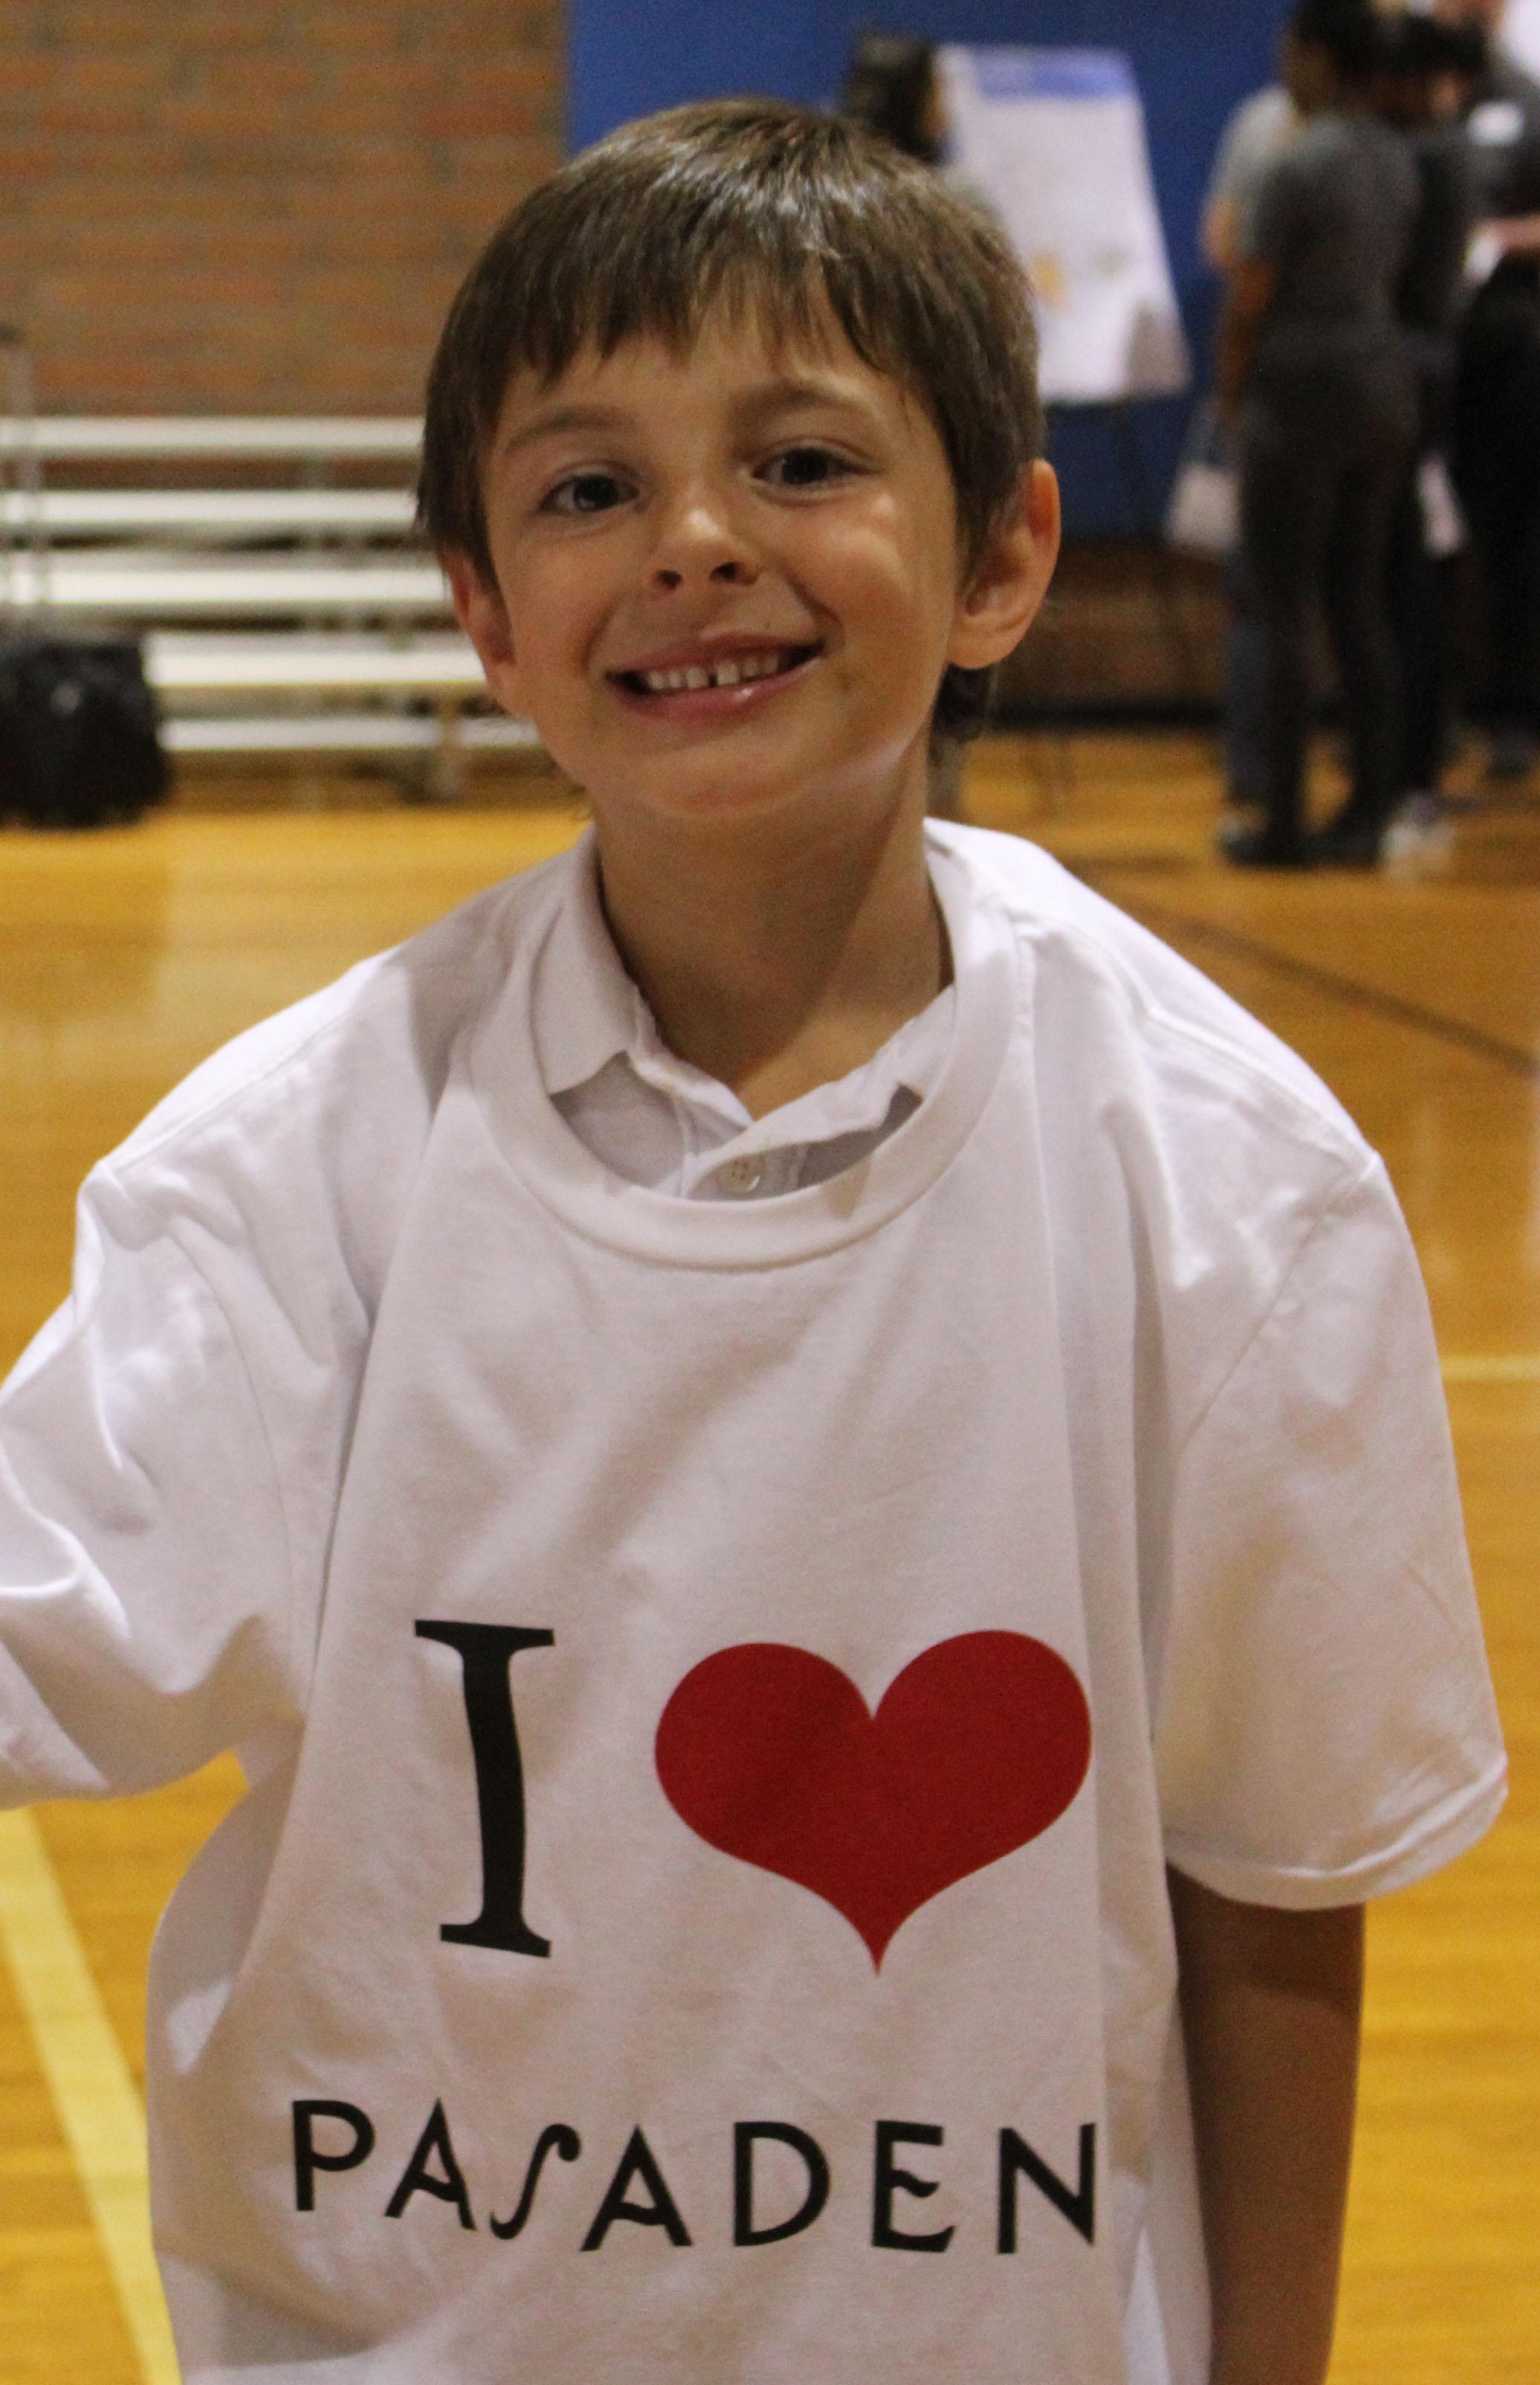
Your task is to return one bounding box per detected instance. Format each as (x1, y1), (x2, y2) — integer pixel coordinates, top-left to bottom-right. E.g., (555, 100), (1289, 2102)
(449, 306), (1055, 844)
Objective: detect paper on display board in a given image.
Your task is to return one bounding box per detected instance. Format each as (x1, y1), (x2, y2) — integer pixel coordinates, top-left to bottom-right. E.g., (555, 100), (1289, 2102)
(937, 46), (1190, 405)
(1503, 0), (1540, 76)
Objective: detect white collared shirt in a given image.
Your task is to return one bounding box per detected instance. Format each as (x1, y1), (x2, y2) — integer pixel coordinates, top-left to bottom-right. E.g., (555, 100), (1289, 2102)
(530, 844), (956, 1199)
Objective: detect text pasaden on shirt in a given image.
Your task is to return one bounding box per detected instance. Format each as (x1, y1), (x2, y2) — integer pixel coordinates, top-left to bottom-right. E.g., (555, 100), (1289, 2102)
(530, 848), (956, 1200)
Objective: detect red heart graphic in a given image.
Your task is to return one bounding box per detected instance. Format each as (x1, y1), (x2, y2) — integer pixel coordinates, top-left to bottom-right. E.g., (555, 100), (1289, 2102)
(655, 1632), (1091, 1967)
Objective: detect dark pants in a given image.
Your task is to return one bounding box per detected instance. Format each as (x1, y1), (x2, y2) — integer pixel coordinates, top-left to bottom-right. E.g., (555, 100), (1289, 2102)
(1222, 545), (1271, 807)
(1386, 454), (1457, 797)
(1455, 298), (1540, 734)
(1238, 358), (1417, 845)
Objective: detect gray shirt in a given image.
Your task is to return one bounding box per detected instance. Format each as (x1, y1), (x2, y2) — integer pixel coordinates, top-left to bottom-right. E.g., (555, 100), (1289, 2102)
(1245, 110), (1418, 373)
(1205, 85), (1298, 251)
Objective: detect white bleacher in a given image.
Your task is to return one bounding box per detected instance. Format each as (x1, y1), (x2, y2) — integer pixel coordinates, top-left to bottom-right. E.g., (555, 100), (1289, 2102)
(3, 552), (451, 614)
(146, 631), (485, 694)
(0, 489), (418, 538)
(146, 630), (536, 781)
(164, 715), (539, 758)
(15, 416), (423, 461)
(0, 415), (532, 792)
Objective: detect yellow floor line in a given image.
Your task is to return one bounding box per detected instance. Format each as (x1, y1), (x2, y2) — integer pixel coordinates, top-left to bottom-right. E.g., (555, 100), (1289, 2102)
(1441, 1355), (1540, 1384)
(0, 1807), (179, 2384)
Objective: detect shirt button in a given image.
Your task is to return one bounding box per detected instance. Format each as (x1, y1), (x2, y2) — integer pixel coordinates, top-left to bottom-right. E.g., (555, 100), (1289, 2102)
(715, 1155), (765, 1196)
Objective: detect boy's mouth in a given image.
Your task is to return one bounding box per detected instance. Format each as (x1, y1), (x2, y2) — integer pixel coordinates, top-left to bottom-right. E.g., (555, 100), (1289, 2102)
(612, 644), (819, 697)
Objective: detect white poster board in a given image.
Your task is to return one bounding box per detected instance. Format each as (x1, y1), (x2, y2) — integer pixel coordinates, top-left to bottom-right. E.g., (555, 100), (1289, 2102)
(1503, 0), (1540, 77)
(938, 46), (1190, 406)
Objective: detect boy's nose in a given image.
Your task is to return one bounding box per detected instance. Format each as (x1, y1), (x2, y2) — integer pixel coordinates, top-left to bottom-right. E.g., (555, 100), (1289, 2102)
(653, 555), (753, 590)
(647, 494), (760, 592)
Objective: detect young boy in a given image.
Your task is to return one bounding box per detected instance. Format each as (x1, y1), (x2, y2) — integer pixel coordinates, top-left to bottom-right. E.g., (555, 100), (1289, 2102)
(0, 101), (1504, 2385)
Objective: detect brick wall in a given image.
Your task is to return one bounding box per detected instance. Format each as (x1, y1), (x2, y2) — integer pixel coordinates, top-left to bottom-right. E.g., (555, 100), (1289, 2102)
(0, 1), (563, 413)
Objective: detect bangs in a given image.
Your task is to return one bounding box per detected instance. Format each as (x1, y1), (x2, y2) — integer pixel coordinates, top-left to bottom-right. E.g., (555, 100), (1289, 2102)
(423, 103), (1040, 582)
(494, 127), (977, 400)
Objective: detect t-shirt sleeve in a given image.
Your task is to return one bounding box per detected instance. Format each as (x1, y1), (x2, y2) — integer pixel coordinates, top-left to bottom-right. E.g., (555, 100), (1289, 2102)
(1204, 101), (1255, 216)
(0, 1178), (301, 1805)
(1205, 91), (1287, 218)
(1156, 1155), (1507, 1908)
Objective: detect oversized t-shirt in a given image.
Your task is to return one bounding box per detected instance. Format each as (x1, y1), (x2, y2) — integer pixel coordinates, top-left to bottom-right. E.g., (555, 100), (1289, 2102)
(0, 824), (1505, 2385)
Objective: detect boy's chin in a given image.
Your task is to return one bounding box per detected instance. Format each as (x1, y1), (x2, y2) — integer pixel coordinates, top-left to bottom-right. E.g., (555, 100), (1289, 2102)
(572, 737), (936, 842)
(592, 774), (821, 836)
(590, 766), (928, 842)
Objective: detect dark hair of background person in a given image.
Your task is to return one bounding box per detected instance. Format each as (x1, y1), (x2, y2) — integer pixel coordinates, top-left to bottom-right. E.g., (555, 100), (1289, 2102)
(1375, 10), (1489, 84)
(837, 31), (945, 165)
(418, 98), (1044, 744)
(1443, 19), (1492, 77)
(1291, 0), (1382, 83)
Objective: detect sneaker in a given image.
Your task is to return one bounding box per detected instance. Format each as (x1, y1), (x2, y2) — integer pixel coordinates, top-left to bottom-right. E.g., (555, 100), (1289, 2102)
(1382, 793), (1454, 879)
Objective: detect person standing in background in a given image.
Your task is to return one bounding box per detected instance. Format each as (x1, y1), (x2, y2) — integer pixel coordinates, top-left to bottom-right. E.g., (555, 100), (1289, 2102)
(1441, 0), (1540, 778)
(1201, 77), (1301, 816)
(1374, 12), (1483, 856)
(1217, 0), (1417, 868)
(837, 32), (970, 823)
(837, 31), (947, 165)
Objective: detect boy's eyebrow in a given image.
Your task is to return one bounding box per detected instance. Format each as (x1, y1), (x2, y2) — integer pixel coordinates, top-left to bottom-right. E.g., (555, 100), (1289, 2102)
(730, 372), (893, 433)
(496, 404), (635, 459)
(495, 375), (887, 461)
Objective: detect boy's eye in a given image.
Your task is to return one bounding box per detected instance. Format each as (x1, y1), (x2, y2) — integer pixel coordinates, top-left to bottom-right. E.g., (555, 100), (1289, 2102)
(760, 445), (854, 490)
(540, 471), (633, 517)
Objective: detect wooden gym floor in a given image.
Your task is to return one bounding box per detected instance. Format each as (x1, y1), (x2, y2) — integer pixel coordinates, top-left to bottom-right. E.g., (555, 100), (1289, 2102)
(0, 732), (1536, 2381)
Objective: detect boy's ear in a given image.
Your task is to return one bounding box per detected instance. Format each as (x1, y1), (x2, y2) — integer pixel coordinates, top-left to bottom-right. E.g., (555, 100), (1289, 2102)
(947, 462), (1061, 673)
(444, 549), (525, 714)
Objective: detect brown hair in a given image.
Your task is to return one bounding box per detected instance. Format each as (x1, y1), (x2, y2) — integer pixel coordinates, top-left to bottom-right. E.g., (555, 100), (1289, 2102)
(419, 98), (1043, 741)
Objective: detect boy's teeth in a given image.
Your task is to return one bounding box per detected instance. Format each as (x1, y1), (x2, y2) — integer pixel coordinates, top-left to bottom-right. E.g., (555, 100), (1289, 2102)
(639, 650), (789, 693)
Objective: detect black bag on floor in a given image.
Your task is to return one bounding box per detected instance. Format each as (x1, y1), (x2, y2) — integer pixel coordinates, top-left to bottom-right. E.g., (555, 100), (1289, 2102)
(0, 635), (168, 827)
(0, 320), (168, 828)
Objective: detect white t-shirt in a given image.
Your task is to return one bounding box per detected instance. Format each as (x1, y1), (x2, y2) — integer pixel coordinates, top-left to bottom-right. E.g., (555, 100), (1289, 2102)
(0, 824), (1504, 2385)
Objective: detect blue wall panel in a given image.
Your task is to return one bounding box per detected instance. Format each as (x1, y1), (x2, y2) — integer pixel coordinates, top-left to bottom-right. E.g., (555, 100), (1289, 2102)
(569, 2), (1292, 532)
